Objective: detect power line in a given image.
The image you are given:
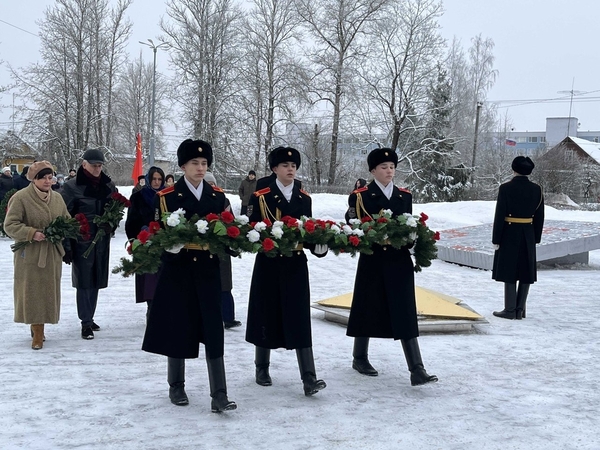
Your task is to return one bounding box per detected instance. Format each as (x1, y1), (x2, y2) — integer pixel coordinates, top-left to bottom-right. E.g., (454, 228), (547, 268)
(0, 19), (39, 37)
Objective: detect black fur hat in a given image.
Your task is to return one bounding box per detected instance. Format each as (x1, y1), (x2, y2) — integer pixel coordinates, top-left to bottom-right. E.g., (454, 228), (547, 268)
(177, 139), (213, 167)
(269, 146), (301, 169)
(367, 148), (398, 171)
(511, 156), (534, 175)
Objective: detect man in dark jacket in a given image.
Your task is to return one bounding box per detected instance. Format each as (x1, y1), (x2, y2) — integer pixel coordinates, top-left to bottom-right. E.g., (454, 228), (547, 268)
(0, 167), (14, 200)
(60, 149), (117, 339)
(12, 166), (31, 191)
(238, 170), (256, 215)
(492, 156), (544, 320)
(142, 139), (236, 414)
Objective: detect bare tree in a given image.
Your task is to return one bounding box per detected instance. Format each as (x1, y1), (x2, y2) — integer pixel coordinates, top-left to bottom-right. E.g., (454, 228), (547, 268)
(161, 0), (241, 148)
(12, 0), (132, 171)
(296, 0), (389, 185)
(239, 0), (307, 173)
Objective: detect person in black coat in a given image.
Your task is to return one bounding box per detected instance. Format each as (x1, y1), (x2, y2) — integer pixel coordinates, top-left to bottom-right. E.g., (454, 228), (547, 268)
(125, 166), (165, 315)
(345, 148), (437, 386)
(0, 167), (15, 200)
(12, 166), (31, 191)
(142, 139), (236, 414)
(492, 156), (544, 320)
(60, 149), (118, 340)
(246, 146), (328, 397)
(255, 148), (302, 192)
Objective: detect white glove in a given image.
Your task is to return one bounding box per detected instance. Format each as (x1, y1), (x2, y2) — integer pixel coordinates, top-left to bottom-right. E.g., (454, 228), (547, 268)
(166, 243), (185, 254)
(313, 244), (328, 256)
(493, 244), (500, 251)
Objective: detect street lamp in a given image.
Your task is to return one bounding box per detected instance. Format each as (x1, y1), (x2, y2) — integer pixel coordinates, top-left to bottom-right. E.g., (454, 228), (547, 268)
(139, 39), (169, 167)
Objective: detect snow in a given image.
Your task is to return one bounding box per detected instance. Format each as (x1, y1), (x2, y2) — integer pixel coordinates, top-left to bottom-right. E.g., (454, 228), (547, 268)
(2, 188), (600, 450)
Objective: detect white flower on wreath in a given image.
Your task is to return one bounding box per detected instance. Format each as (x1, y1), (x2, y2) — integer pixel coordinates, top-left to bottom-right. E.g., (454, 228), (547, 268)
(166, 213), (182, 227)
(247, 229), (260, 243)
(382, 209), (393, 217)
(409, 232), (418, 241)
(330, 224), (341, 234)
(236, 215), (249, 225)
(342, 225), (353, 235)
(195, 219), (209, 234)
(174, 208), (186, 216)
(254, 221), (267, 232)
(271, 227), (284, 239)
(273, 221), (284, 228)
(349, 218), (361, 226)
(352, 228), (365, 237)
(404, 213), (417, 227)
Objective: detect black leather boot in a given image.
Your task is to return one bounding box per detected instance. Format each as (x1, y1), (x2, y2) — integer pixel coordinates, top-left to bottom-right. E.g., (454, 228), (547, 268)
(296, 347), (326, 396)
(401, 338), (438, 386)
(255, 346), (272, 386)
(167, 357), (189, 405)
(516, 282), (530, 320)
(493, 282), (517, 319)
(352, 337), (378, 376)
(206, 356), (237, 413)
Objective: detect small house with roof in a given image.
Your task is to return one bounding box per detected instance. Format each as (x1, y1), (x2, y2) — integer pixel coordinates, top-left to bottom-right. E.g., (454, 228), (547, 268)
(0, 131), (40, 175)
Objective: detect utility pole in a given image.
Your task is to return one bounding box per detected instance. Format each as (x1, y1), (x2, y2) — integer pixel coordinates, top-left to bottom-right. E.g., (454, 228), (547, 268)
(471, 101), (483, 186)
(139, 39), (169, 167)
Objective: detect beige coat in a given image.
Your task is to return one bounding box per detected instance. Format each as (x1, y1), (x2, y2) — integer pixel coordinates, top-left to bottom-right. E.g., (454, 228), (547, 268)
(4, 184), (69, 324)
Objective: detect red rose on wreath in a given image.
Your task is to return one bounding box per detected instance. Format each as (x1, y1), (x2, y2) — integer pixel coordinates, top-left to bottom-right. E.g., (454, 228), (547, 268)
(263, 218), (272, 227)
(206, 213), (219, 222)
(262, 238), (275, 251)
(433, 231), (440, 241)
(137, 229), (151, 244)
(349, 235), (360, 246)
(221, 211), (234, 224)
(420, 212), (429, 224)
(304, 220), (316, 233)
(377, 217), (388, 223)
(226, 226), (240, 238)
(148, 221), (161, 234)
(361, 216), (371, 223)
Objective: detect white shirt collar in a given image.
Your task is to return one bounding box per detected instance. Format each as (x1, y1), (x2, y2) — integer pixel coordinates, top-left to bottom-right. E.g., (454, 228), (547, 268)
(276, 179), (294, 202)
(374, 179), (393, 200)
(184, 177), (204, 200)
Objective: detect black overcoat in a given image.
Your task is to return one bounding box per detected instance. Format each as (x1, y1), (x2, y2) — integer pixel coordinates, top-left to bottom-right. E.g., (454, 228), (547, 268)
(60, 167), (117, 289)
(346, 182), (419, 340)
(125, 187), (160, 303)
(492, 176), (544, 283)
(142, 178), (228, 359)
(245, 181), (314, 349)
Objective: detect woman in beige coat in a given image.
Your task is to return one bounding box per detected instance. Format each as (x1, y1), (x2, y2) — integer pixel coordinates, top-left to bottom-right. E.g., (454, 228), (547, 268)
(4, 161), (70, 350)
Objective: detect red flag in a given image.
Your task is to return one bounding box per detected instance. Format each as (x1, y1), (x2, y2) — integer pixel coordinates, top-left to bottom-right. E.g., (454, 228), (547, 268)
(131, 132), (144, 183)
(505, 139), (517, 147)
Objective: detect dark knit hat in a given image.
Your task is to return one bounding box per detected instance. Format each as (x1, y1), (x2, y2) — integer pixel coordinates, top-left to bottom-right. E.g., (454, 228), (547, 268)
(269, 146), (301, 169)
(82, 148), (105, 164)
(367, 147), (398, 171)
(511, 156), (534, 175)
(248, 170), (256, 176)
(177, 139), (213, 167)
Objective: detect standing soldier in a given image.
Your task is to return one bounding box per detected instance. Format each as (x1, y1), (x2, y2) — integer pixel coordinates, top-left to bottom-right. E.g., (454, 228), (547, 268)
(61, 149), (117, 340)
(246, 146), (328, 397)
(492, 156), (544, 320)
(142, 139), (236, 413)
(238, 170), (256, 216)
(346, 148), (438, 386)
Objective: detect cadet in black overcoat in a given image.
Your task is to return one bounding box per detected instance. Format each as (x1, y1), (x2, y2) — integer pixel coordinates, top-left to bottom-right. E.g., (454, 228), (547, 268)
(246, 146), (327, 397)
(141, 139), (236, 413)
(492, 156), (544, 320)
(345, 148), (437, 386)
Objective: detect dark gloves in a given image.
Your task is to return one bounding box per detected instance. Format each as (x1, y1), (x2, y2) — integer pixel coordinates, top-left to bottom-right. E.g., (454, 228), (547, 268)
(63, 250), (73, 265)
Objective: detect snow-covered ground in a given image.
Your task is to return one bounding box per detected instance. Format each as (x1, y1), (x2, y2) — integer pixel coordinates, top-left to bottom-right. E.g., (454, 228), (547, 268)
(2, 188), (600, 450)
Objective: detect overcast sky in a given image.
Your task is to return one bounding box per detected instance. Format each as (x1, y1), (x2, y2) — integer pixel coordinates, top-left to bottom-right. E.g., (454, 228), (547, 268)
(1, 0), (599, 139)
